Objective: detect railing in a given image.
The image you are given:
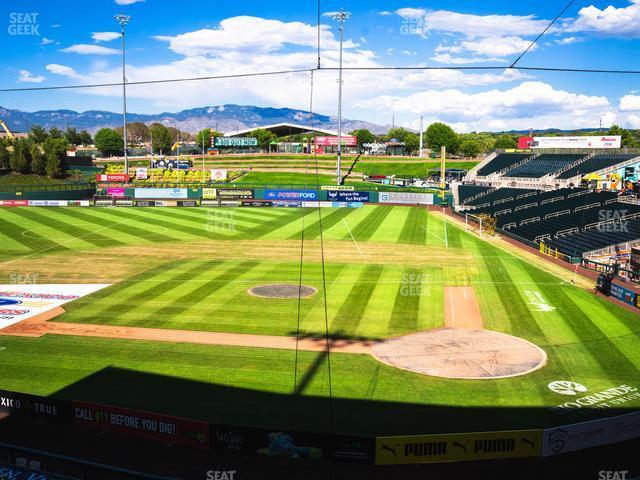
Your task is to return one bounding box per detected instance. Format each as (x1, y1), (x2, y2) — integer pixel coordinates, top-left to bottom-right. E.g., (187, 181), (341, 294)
(540, 196), (564, 205)
(556, 227), (579, 237)
(575, 202), (601, 212)
(514, 202), (538, 211)
(544, 209), (570, 219)
(0, 182), (95, 193)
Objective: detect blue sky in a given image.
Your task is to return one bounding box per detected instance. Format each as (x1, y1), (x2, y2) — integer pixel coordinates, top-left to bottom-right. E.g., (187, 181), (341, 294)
(2, 0), (640, 131)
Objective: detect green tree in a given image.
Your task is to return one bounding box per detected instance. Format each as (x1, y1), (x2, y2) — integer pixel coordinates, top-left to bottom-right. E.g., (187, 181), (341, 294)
(94, 128), (124, 157)
(10, 138), (31, 173)
(64, 127), (81, 146)
(608, 125), (638, 148)
(43, 137), (68, 178)
(459, 138), (481, 158)
(29, 125), (48, 144)
(30, 143), (45, 175)
(78, 130), (93, 146)
(0, 139), (9, 170)
(48, 127), (64, 139)
(149, 123), (173, 154)
(351, 129), (375, 149)
(494, 135), (517, 149)
(251, 128), (277, 150)
(424, 122), (459, 154)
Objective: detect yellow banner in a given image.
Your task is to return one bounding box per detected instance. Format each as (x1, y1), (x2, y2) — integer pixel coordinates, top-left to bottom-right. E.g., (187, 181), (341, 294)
(171, 141), (180, 151)
(375, 429), (542, 465)
(202, 188), (217, 199)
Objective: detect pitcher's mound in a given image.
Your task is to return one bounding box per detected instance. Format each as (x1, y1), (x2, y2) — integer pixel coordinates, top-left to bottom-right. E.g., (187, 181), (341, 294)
(248, 284), (317, 299)
(372, 328), (546, 379)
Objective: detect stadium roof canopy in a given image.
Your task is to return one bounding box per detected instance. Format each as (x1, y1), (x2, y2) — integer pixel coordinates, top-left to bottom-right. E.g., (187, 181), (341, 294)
(224, 122), (338, 138)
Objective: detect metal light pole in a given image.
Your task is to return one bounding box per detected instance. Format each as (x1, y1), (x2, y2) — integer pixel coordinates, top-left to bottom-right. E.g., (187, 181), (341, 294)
(115, 14), (131, 176)
(331, 10), (350, 185)
(419, 115), (424, 158)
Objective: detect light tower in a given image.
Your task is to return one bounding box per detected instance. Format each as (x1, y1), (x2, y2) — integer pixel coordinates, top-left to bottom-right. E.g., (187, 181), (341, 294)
(115, 13), (131, 176)
(330, 10), (350, 185)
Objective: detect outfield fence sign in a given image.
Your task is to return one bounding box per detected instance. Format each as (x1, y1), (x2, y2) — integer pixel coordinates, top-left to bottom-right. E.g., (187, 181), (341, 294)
(264, 189), (318, 201)
(379, 192), (434, 205)
(375, 429), (542, 465)
(543, 411), (640, 456)
(134, 188), (188, 199)
(326, 191), (370, 202)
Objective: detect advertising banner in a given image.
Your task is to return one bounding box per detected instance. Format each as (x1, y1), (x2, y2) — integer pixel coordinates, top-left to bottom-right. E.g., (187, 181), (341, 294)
(0, 284), (110, 330)
(96, 173), (129, 182)
(134, 188), (188, 199)
(210, 169), (228, 181)
(610, 283), (637, 307)
(211, 424), (374, 464)
(106, 188), (125, 197)
(264, 189), (318, 201)
(331, 202), (364, 208)
(73, 401), (210, 450)
(320, 185), (355, 191)
(0, 389), (71, 423)
(379, 192), (434, 205)
(543, 411), (640, 456)
(27, 200), (68, 207)
(531, 136), (621, 149)
(314, 136), (357, 147)
(202, 188), (217, 199)
(115, 200), (134, 207)
(518, 137), (534, 149)
(326, 191), (370, 202)
(136, 168), (148, 180)
(0, 200), (28, 206)
(216, 189), (253, 199)
(135, 200), (155, 207)
(68, 200), (91, 207)
(177, 200), (198, 207)
(375, 430), (542, 465)
(214, 137), (258, 147)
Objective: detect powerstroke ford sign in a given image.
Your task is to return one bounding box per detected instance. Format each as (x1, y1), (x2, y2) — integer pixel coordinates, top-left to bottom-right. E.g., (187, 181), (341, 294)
(264, 190), (318, 201)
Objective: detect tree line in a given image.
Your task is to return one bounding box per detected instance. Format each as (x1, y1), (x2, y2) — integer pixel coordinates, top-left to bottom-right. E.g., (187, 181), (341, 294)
(0, 126), (93, 178)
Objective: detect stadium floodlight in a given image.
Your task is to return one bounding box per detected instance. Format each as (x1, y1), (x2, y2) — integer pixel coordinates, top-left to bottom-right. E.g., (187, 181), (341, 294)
(330, 10), (351, 185)
(115, 14), (131, 176)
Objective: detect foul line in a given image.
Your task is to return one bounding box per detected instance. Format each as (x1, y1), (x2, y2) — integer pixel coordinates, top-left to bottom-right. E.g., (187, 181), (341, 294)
(342, 219), (364, 256)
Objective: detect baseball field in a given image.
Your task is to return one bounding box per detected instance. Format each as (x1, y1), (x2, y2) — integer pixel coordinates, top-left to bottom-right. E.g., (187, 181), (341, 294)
(0, 204), (639, 436)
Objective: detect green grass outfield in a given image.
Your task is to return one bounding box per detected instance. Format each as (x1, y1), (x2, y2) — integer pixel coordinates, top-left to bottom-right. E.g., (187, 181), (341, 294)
(0, 205), (639, 435)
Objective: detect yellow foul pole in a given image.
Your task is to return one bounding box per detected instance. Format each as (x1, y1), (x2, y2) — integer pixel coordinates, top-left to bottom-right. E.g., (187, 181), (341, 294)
(440, 145), (446, 200)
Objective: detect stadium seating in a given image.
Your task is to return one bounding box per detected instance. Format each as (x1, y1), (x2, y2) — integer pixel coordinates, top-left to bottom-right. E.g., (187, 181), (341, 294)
(465, 187), (538, 208)
(457, 185), (492, 204)
(470, 187), (589, 218)
(547, 219), (640, 256)
(476, 153), (532, 176)
(503, 154), (586, 178)
(556, 153), (638, 179)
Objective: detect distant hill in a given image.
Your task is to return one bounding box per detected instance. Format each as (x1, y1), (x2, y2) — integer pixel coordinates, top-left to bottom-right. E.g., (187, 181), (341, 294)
(0, 104), (391, 135)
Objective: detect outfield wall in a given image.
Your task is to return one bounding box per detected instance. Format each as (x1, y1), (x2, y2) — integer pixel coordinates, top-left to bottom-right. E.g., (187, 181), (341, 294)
(0, 387), (638, 466)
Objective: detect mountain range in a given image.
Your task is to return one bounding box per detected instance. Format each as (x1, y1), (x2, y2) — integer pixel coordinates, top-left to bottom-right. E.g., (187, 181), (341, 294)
(0, 104), (390, 135)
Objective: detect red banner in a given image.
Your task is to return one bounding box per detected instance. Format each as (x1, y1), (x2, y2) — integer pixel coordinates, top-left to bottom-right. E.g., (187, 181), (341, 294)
(72, 401), (210, 449)
(96, 173), (129, 182)
(315, 136), (357, 147)
(518, 137), (534, 149)
(0, 200), (29, 206)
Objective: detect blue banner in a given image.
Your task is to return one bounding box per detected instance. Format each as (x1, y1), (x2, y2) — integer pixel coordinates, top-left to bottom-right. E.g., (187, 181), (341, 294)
(264, 190), (318, 201)
(610, 283), (637, 307)
(326, 191), (370, 202)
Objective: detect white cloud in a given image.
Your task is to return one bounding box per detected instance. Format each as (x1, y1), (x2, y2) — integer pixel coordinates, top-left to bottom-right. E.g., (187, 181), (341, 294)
(619, 94), (640, 111)
(61, 44), (120, 55)
(570, 1), (640, 38)
(431, 53), (503, 64)
(378, 11), (393, 16)
(627, 114), (640, 129)
(395, 8), (548, 37)
(357, 81), (610, 128)
(18, 70), (45, 83)
(40, 37), (54, 46)
(92, 32), (121, 42)
(458, 36), (532, 57)
(154, 16), (356, 57)
(46, 64), (87, 81)
(554, 36), (581, 45)
(115, 0), (144, 4)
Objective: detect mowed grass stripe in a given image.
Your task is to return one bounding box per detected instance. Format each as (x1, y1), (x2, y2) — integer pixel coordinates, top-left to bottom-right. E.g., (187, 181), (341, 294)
(138, 260), (262, 330)
(398, 207), (427, 245)
(330, 264), (384, 337)
(295, 208), (357, 240)
(350, 206), (395, 242)
(368, 207), (408, 243)
(0, 215), (69, 254)
(6, 207), (126, 249)
(54, 207), (178, 243)
(388, 267), (422, 335)
(106, 208), (217, 239)
(253, 209), (315, 239)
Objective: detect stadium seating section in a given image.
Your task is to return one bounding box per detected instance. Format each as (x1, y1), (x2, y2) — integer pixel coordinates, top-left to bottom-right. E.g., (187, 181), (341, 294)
(476, 153), (531, 176)
(457, 185), (492, 204)
(464, 187), (538, 208)
(546, 220), (640, 256)
(503, 154), (586, 178)
(556, 153), (638, 179)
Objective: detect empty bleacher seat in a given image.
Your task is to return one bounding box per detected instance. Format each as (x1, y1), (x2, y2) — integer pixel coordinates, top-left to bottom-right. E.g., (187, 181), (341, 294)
(556, 153), (639, 179)
(504, 154), (586, 178)
(477, 153), (531, 176)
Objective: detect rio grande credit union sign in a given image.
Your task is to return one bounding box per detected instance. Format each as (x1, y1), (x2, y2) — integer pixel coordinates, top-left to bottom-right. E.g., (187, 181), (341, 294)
(213, 137), (258, 148)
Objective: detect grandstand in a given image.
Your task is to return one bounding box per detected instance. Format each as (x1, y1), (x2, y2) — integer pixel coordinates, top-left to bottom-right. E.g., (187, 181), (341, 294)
(475, 153), (533, 177)
(503, 154), (585, 178)
(546, 219), (640, 257)
(556, 153), (638, 179)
